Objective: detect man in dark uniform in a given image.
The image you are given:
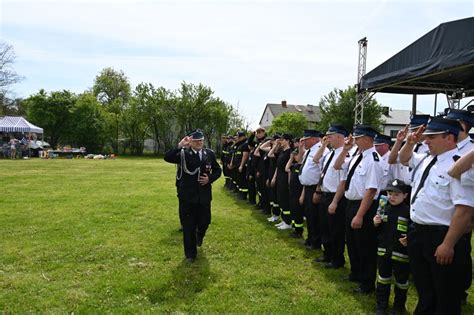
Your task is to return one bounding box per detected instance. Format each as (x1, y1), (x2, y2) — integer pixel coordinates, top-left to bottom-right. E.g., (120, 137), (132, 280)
(221, 135), (233, 189)
(230, 131), (249, 200)
(164, 129), (222, 263)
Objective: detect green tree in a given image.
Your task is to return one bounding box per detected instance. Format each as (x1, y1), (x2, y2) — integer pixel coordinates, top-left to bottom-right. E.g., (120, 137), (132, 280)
(92, 67), (131, 153)
(64, 92), (110, 153)
(135, 83), (177, 154)
(318, 85), (384, 133)
(25, 89), (76, 148)
(121, 87), (149, 155)
(268, 112), (307, 137)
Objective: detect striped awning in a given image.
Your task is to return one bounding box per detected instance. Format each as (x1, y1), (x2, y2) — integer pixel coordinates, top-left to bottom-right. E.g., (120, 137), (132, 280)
(0, 116), (44, 134)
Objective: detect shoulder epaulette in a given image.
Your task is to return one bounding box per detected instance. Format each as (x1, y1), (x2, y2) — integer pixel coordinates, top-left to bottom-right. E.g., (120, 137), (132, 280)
(470, 139), (474, 143)
(372, 152), (380, 162)
(453, 155), (461, 162)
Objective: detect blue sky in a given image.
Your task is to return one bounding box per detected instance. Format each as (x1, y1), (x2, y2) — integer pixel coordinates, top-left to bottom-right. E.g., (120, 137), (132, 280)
(1, 0), (473, 128)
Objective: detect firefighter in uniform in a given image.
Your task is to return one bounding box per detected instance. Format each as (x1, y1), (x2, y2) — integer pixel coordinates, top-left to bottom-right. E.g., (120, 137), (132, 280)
(317, 124), (349, 268)
(230, 131), (249, 199)
(221, 135), (233, 189)
(164, 129), (222, 262)
(298, 129), (327, 250)
(446, 108), (474, 304)
(373, 180), (411, 315)
(339, 125), (385, 294)
(403, 117), (473, 314)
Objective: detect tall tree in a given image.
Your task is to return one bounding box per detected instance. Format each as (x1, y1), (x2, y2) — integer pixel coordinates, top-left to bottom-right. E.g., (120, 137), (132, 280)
(0, 42), (21, 94)
(134, 83), (177, 154)
(92, 67), (131, 153)
(0, 42), (22, 114)
(64, 92), (110, 153)
(122, 89), (149, 155)
(25, 89), (76, 148)
(318, 85), (384, 133)
(268, 112), (307, 137)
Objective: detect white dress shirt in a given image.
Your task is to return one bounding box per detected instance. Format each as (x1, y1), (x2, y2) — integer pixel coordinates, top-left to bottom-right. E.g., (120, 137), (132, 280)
(299, 142), (328, 186)
(344, 146), (384, 201)
(321, 147), (347, 193)
(410, 148), (474, 226)
(457, 137), (474, 155)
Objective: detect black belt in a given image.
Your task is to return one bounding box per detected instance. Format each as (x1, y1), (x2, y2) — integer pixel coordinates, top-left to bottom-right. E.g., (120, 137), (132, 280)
(304, 185), (317, 188)
(413, 223), (448, 232)
(346, 199), (362, 206)
(321, 192), (336, 197)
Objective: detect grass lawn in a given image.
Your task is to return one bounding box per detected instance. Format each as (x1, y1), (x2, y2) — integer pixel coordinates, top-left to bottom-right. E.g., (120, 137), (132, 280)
(0, 157), (472, 313)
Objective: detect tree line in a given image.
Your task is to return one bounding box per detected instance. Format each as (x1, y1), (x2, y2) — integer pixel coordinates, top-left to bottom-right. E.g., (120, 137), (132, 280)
(2, 65), (247, 155)
(1, 41), (385, 155)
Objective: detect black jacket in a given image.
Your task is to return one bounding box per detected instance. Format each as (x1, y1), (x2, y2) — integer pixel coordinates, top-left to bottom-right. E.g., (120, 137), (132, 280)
(375, 202), (411, 262)
(164, 147), (222, 205)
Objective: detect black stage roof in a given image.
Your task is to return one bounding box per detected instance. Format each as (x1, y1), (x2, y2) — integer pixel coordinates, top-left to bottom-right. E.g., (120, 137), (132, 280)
(360, 17), (474, 96)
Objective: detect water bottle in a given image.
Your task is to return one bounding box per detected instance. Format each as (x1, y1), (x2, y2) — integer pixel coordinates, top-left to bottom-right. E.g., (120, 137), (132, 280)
(377, 195), (388, 217)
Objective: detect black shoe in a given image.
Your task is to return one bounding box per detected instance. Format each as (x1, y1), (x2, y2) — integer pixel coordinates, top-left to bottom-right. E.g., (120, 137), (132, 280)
(314, 256), (330, 263)
(375, 308), (386, 315)
(391, 306), (407, 315)
(197, 236), (203, 247)
(353, 286), (374, 295)
(186, 257), (196, 263)
(342, 273), (361, 282)
(324, 262), (343, 269)
(303, 239), (313, 249)
(290, 231), (303, 239)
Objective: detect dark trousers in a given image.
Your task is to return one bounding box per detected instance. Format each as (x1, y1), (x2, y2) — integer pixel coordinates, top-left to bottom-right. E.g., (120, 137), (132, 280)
(257, 175), (270, 214)
(304, 185), (320, 248)
(408, 224), (470, 315)
(237, 168), (248, 198)
(376, 256), (409, 310)
(319, 193), (333, 260)
(345, 199), (377, 290)
(290, 183), (304, 234)
(247, 175), (256, 204)
(179, 200), (211, 259)
(322, 193), (346, 266)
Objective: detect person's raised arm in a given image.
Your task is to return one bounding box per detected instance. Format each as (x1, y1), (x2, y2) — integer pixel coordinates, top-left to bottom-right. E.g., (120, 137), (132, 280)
(333, 134), (353, 170)
(399, 126), (425, 166)
(313, 136), (329, 164)
(448, 150), (474, 179)
(388, 125), (408, 164)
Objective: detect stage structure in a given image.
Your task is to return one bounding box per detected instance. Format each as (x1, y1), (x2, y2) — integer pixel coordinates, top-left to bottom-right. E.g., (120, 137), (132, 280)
(359, 17), (474, 114)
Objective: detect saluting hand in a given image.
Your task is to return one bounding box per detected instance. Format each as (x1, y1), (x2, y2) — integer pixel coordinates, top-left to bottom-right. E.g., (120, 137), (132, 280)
(178, 136), (191, 148)
(396, 125), (409, 142)
(407, 125), (425, 144)
(343, 134), (353, 151)
(198, 173), (209, 185)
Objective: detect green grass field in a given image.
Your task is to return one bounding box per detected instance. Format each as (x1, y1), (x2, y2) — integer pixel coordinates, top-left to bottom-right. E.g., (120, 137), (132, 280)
(1, 157), (472, 313)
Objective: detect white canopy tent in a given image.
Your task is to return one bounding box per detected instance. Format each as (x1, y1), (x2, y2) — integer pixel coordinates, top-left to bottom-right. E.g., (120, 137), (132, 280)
(0, 116), (43, 134)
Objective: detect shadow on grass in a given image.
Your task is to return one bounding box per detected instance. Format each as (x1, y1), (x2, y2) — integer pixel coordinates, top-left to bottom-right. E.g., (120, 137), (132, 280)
(146, 252), (213, 307)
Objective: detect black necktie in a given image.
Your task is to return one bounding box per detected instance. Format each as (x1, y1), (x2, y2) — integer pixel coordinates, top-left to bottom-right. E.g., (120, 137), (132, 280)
(414, 143), (422, 153)
(344, 154), (363, 191)
(411, 155), (437, 204)
(319, 150), (335, 185)
(299, 150), (310, 172)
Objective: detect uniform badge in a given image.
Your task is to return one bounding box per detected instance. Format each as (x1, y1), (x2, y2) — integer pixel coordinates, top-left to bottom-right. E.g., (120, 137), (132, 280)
(372, 152), (379, 162)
